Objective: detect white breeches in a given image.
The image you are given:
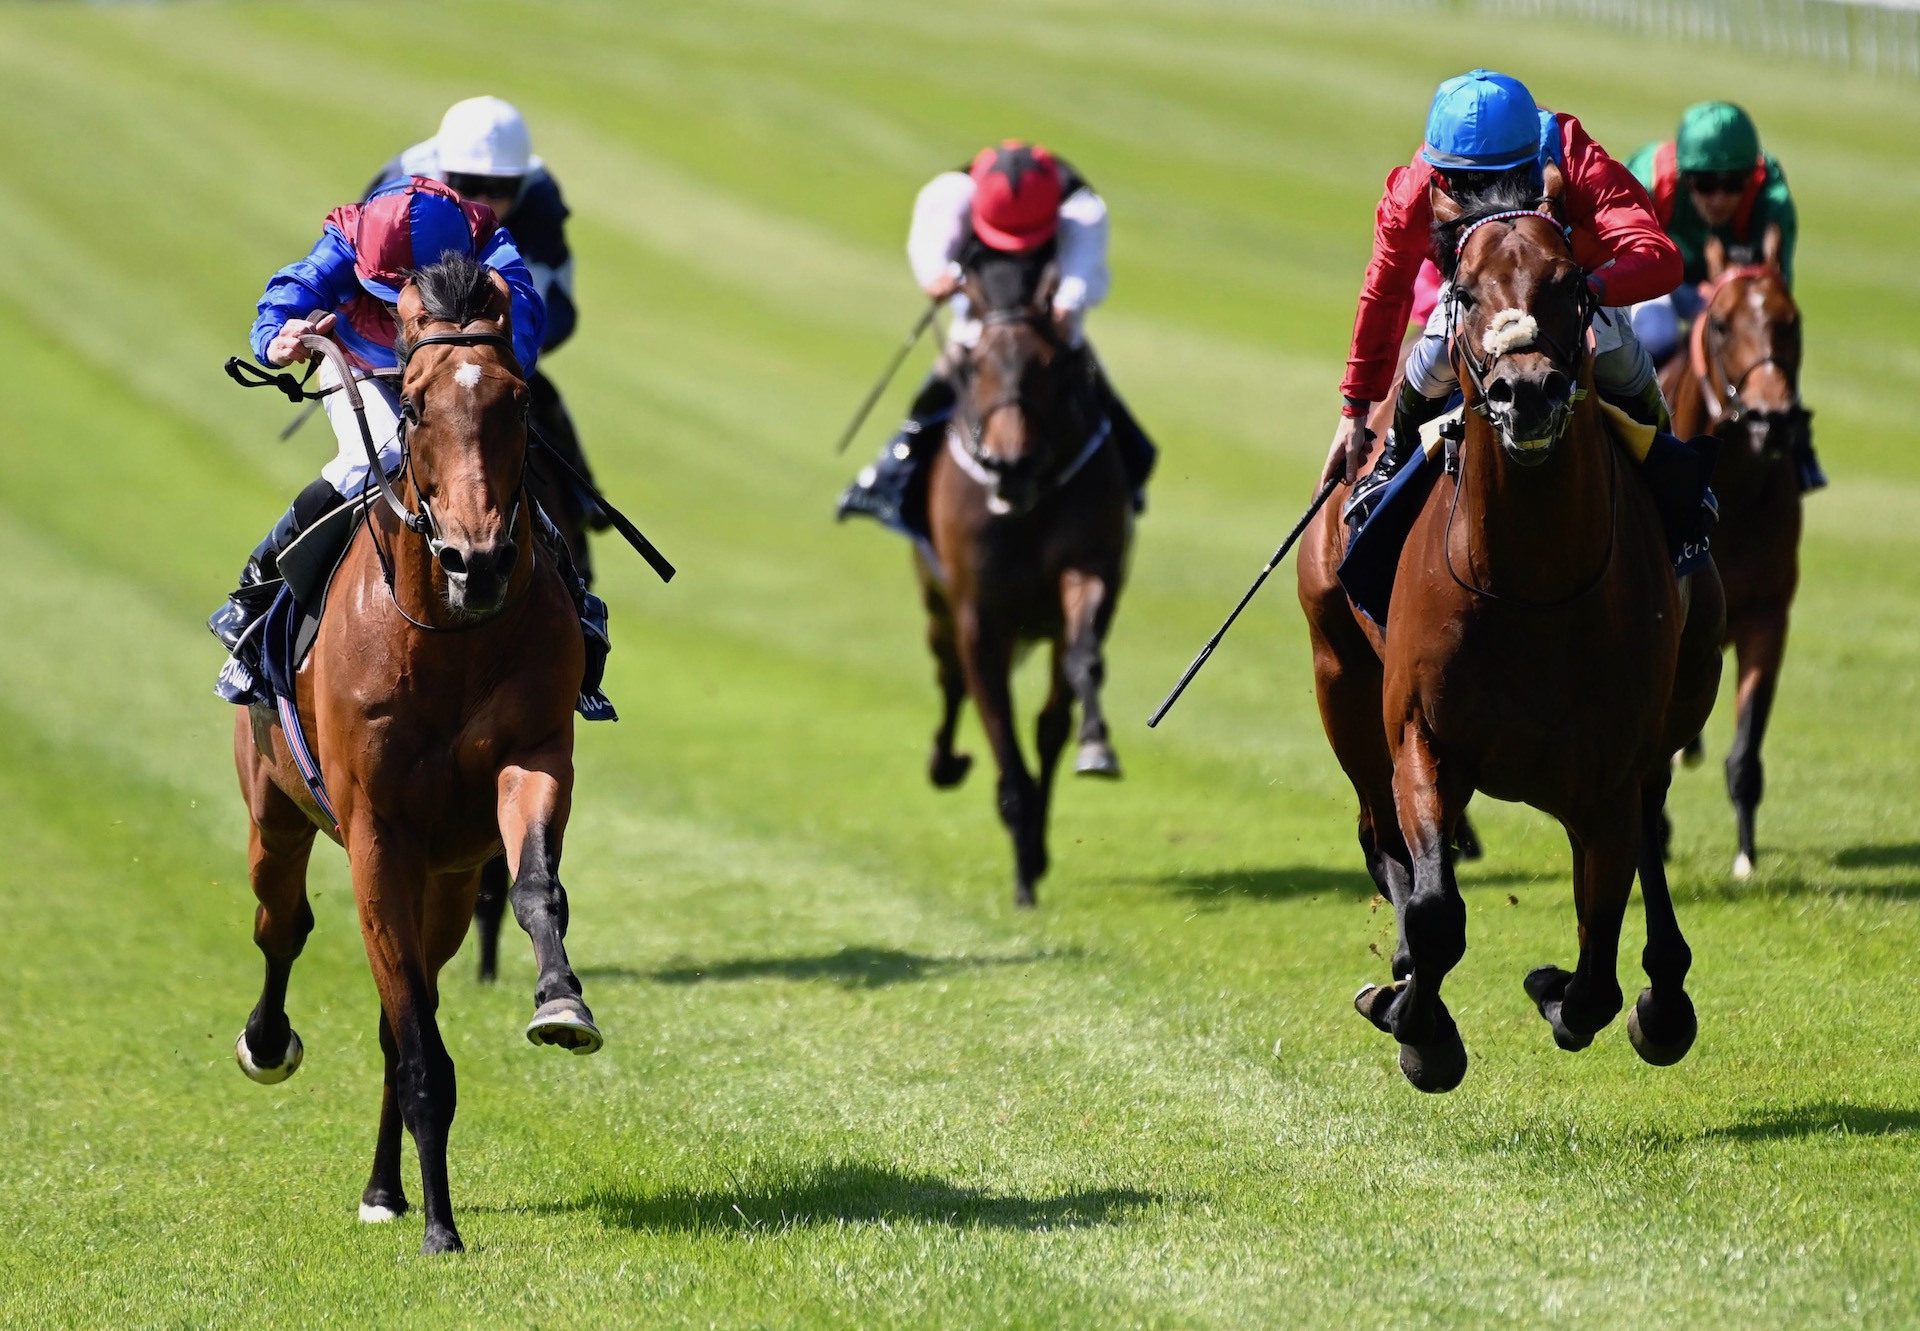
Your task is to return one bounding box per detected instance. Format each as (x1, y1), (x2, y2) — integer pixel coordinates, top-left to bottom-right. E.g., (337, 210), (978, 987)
(316, 357), (403, 496)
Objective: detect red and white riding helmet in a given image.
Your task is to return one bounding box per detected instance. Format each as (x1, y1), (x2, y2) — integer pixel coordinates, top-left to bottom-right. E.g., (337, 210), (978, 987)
(968, 140), (1064, 253)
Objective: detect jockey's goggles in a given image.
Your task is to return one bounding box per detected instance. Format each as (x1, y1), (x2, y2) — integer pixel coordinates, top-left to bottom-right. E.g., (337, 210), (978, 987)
(1684, 170), (1747, 196)
(445, 171), (524, 201)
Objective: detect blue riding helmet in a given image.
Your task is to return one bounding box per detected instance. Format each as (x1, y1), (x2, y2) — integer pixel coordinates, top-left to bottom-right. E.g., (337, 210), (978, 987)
(1420, 69), (1541, 171)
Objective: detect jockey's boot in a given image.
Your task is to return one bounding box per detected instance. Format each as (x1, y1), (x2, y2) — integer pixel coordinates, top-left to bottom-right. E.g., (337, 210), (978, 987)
(1344, 384), (1449, 523)
(533, 502), (617, 722)
(1095, 367), (1157, 513)
(209, 478), (341, 705)
(835, 373), (956, 529)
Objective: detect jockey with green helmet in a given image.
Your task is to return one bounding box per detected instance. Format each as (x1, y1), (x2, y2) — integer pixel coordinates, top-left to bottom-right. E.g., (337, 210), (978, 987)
(1624, 101), (1798, 366)
(1329, 69), (1683, 510)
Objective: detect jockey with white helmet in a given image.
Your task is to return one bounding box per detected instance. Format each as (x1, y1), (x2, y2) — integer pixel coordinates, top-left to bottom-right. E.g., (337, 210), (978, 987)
(836, 141), (1157, 535)
(368, 97), (609, 578)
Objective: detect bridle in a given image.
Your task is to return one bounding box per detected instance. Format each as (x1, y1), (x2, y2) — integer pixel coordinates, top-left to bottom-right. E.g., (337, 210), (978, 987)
(1691, 266), (1810, 457)
(301, 328), (532, 633)
(947, 305), (1100, 501)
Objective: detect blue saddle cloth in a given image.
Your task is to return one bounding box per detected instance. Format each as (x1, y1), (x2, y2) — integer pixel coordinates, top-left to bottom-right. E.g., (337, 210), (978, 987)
(259, 584), (340, 828)
(1337, 418), (1719, 631)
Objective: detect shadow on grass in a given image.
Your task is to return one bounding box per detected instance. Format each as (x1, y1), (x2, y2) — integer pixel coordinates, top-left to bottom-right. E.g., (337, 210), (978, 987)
(1701, 1103), (1920, 1141)
(579, 945), (1076, 990)
(1832, 842), (1920, 871)
(1150, 862), (1544, 903)
(524, 1161), (1158, 1233)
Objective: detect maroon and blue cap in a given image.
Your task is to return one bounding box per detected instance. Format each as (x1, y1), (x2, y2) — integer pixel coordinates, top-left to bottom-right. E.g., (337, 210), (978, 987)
(326, 175), (497, 302)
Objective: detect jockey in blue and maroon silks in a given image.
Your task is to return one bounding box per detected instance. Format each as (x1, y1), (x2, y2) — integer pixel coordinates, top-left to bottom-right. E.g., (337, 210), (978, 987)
(210, 175), (609, 719)
(1327, 69), (1683, 510)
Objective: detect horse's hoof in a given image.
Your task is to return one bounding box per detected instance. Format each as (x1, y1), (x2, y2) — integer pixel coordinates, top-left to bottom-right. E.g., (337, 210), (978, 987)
(359, 1196), (409, 1224)
(1075, 741), (1122, 779)
(421, 1226), (464, 1255)
(1524, 966), (1596, 1051)
(1451, 822), (1483, 862)
(1732, 851), (1755, 880)
(1677, 737), (1705, 769)
(929, 750), (973, 790)
(235, 1028), (303, 1084)
(526, 997), (603, 1055)
(1397, 1014), (1468, 1093)
(1626, 988), (1697, 1067)
(1353, 981), (1402, 1034)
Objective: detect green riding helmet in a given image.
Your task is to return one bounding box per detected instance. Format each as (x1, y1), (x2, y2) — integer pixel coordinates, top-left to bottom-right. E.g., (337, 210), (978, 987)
(1674, 100), (1761, 174)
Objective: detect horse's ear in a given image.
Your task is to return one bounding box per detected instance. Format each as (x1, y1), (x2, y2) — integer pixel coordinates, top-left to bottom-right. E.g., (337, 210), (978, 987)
(1704, 233), (1729, 280)
(484, 269), (512, 328)
(1034, 260), (1062, 313)
(1539, 159), (1567, 218)
(1429, 179), (1463, 226)
(1762, 222), (1784, 272)
(396, 281), (427, 329)
(958, 267), (986, 315)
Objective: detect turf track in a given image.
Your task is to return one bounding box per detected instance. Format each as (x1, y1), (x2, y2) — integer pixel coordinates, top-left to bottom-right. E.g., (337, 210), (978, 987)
(0, 2), (1917, 1326)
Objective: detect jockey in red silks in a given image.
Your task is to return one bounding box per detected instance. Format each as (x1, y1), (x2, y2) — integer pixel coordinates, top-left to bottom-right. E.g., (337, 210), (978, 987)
(1326, 69), (1683, 509)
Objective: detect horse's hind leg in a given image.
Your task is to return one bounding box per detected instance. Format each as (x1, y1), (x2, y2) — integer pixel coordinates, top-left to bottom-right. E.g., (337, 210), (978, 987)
(1627, 770), (1697, 1065)
(473, 854), (510, 982)
(235, 765), (317, 1084)
(499, 754), (602, 1053)
(352, 834), (462, 1253)
(1725, 609), (1788, 879)
(1383, 723), (1470, 1092)
(1061, 566), (1122, 778)
(1525, 802), (1635, 1051)
(1034, 647), (1074, 835)
(920, 571), (972, 790)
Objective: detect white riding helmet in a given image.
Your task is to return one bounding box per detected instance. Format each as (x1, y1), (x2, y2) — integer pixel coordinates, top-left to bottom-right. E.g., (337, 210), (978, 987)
(435, 96), (533, 178)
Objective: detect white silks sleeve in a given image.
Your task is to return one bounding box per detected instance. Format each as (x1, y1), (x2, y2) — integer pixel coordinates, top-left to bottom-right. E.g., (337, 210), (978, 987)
(1053, 187), (1110, 314)
(907, 172), (975, 291)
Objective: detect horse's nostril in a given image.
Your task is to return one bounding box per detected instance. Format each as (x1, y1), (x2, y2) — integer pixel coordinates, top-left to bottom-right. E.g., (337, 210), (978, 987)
(1543, 371), (1570, 403)
(437, 546), (467, 576)
(1487, 378), (1516, 405)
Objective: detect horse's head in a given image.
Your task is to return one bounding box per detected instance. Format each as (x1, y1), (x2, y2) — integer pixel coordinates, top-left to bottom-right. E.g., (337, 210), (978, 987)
(1433, 175), (1590, 467)
(1699, 227), (1808, 463)
(953, 251), (1083, 516)
(394, 254), (529, 617)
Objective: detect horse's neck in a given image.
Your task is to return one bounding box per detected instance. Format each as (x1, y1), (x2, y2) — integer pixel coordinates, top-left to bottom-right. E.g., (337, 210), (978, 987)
(1453, 403), (1616, 604)
(1664, 354), (1708, 438)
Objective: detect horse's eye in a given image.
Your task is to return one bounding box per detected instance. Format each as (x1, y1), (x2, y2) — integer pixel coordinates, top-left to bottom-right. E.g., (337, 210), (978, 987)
(1710, 318), (1730, 336)
(401, 398), (422, 424)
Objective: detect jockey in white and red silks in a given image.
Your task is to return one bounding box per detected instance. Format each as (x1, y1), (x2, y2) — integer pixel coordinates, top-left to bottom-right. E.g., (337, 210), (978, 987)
(1327, 68), (1683, 510)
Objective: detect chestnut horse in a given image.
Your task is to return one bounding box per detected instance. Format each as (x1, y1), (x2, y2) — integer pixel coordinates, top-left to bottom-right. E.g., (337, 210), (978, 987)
(1662, 228), (1809, 878)
(1298, 186), (1724, 1091)
(230, 256), (599, 1253)
(917, 255), (1132, 906)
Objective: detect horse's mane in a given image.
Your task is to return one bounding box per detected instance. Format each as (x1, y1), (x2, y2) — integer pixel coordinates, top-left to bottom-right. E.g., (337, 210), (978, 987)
(962, 235), (1059, 314)
(1431, 167), (1553, 280)
(407, 251), (498, 331)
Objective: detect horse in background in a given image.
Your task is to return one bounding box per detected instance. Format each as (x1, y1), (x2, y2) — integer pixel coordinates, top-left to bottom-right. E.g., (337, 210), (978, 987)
(1663, 227), (1810, 878)
(916, 253), (1133, 906)
(229, 256), (600, 1253)
(1298, 182), (1723, 1091)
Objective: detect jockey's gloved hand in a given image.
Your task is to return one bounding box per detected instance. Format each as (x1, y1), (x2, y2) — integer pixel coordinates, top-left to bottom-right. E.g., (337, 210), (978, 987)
(1322, 409), (1375, 488)
(267, 312), (338, 367)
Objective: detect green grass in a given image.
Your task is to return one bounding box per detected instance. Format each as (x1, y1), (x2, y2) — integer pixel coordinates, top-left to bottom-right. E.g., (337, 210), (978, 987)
(1, 1), (1917, 1326)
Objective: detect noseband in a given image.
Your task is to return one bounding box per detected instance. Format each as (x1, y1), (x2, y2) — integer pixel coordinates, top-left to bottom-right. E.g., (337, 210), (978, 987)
(1693, 268), (1810, 456)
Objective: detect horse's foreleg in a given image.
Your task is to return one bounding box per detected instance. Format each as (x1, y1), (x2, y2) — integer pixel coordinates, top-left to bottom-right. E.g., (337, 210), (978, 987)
(1034, 648), (1074, 833)
(351, 831), (461, 1254)
(959, 607), (1044, 906)
(922, 581), (972, 790)
(473, 854), (510, 982)
(1627, 771), (1697, 1066)
(1383, 723), (1469, 1092)
(1061, 566), (1121, 778)
(236, 777), (317, 1084)
(498, 754), (602, 1053)
(1526, 806), (1635, 1051)
(360, 1011), (408, 1222)
(1725, 610), (1789, 879)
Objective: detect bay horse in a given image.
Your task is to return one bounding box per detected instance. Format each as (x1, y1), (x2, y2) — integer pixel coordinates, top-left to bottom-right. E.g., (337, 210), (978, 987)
(917, 255), (1132, 907)
(230, 255), (600, 1253)
(1662, 228), (1809, 878)
(1297, 181), (1724, 1091)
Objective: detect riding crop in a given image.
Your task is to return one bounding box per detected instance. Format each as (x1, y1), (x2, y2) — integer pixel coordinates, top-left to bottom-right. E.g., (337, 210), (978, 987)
(1147, 475), (1339, 728)
(833, 301), (939, 454)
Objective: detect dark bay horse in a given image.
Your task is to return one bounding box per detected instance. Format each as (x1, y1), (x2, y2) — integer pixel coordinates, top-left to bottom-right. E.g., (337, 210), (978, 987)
(917, 256), (1132, 906)
(1662, 229), (1809, 878)
(230, 256), (599, 1253)
(1297, 186), (1724, 1091)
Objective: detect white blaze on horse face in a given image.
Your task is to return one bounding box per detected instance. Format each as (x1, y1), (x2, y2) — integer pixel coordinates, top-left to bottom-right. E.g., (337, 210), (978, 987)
(1482, 309), (1539, 358)
(452, 361), (483, 391)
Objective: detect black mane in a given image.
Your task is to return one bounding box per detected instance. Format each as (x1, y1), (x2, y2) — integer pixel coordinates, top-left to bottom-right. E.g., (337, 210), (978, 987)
(961, 234), (1059, 313)
(410, 251), (496, 328)
(1431, 166), (1552, 279)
